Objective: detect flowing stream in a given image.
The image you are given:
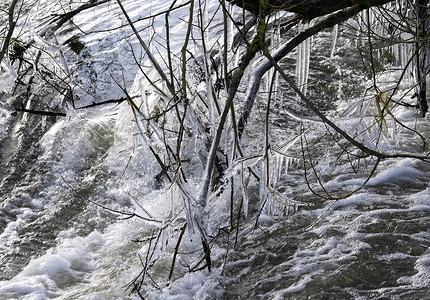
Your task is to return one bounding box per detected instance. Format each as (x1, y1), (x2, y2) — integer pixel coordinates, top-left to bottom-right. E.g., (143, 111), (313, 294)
(1, 1), (430, 299)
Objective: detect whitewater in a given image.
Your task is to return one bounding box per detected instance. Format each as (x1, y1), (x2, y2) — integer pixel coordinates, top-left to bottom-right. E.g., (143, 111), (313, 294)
(1, 0), (430, 299)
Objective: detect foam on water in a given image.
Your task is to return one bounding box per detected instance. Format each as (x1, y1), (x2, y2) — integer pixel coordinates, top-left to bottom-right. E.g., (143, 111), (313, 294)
(0, 187), (221, 299)
(1, 1), (430, 299)
(367, 159), (424, 187)
(0, 231), (104, 299)
(158, 272), (224, 300)
(0, 101), (13, 142)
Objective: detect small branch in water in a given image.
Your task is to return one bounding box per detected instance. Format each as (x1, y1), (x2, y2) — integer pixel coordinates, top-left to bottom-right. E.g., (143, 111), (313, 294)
(11, 95), (138, 117)
(168, 223), (187, 281)
(61, 175), (162, 224)
(202, 238), (212, 272)
(75, 96), (131, 109)
(15, 107), (66, 117)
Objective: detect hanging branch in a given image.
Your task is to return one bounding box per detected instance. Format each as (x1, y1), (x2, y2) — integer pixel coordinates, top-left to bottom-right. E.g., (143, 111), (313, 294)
(238, 4), (371, 139)
(46, 0), (112, 33)
(176, 0), (195, 170)
(304, 156), (382, 230)
(168, 223), (187, 280)
(261, 42), (430, 161)
(61, 175), (163, 223)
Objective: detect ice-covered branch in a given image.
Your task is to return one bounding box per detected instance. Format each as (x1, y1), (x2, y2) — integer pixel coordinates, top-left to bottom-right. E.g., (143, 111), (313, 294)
(262, 45), (430, 161)
(238, 4), (369, 138)
(195, 14), (268, 237)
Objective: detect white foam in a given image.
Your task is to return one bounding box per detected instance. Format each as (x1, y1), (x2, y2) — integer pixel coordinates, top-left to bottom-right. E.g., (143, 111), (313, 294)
(411, 253), (430, 286)
(274, 275), (313, 297)
(158, 272), (224, 300)
(0, 104), (13, 141)
(368, 160), (423, 186)
(0, 231), (105, 299)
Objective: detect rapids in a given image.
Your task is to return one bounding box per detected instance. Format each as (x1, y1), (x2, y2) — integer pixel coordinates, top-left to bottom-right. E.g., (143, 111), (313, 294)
(1, 1), (429, 299)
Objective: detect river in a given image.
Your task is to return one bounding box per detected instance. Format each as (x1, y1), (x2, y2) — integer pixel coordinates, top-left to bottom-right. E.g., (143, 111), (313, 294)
(1, 1), (430, 299)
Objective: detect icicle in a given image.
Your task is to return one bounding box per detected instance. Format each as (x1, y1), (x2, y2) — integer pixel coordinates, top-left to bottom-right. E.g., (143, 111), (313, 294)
(285, 157), (290, 176)
(206, 64), (217, 131)
(336, 66), (344, 100)
(241, 183), (249, 218)
(367, 8), (374, 27)
(266, 68), (272, 93)
(398, 39), (414, 84)
(393, 119), (399, 148)
(148, 1), (154, 54)
(227, 4), (235, 50)
(160, 220), (167, 250)
(259, 159), (269, 209)
(266, 196), (272, 216)
(187, 104), (204, 152)
(273, 25), (280, 100)
(259, 159), (266, 201)
(330, 24), (338, 58)
(356, 12), (364, 48)
(295, 22), (311, 97)
(275, 155), (283, 183)
(392, 42), (399, 66)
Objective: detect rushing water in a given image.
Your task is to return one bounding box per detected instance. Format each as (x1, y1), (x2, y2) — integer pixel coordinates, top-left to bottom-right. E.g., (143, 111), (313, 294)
(1, 1), (430, 299)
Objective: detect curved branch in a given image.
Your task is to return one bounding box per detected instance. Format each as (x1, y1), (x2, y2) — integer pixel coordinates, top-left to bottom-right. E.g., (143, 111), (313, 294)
(262, 44), (430, 161)
(239, 4), (368, 138)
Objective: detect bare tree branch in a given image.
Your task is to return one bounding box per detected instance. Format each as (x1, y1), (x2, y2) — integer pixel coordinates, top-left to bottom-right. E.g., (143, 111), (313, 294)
(0, 0), (19, 64)
(262, 43), (430, 161)
(239, 4), (369, 138)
